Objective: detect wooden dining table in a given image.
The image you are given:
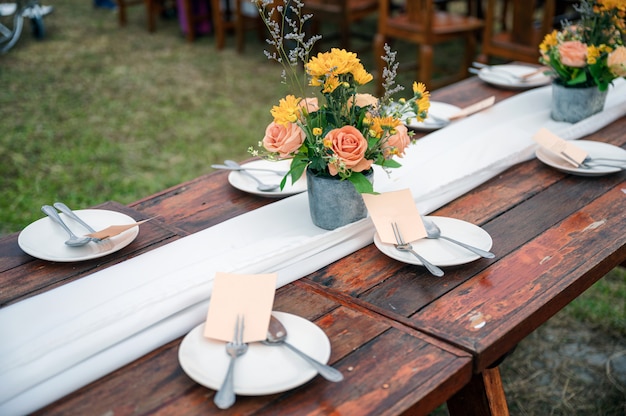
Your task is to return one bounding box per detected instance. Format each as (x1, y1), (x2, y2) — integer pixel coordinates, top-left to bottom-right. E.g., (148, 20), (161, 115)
(1, 75), (625, 415)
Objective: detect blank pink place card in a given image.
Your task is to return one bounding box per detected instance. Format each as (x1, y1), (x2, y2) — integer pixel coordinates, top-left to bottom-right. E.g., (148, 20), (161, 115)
(533, 128), (588, 167)
(363, 189), (427, 244)
(203, 272), (277, 343)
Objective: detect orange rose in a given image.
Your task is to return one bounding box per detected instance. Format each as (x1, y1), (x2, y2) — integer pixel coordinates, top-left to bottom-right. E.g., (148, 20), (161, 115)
(558, 41), (587, 67)
(385, 124), (411, 157)
(262, 122), (305, 157)
(325, 125), (373, 176)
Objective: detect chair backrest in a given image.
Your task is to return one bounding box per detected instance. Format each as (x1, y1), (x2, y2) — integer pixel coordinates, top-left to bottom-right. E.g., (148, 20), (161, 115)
(405, 0), (435, 33)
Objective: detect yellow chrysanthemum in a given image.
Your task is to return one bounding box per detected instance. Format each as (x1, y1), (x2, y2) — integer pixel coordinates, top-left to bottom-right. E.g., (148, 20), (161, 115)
(587, 45), (602, 64)
(312, 127), (323, 136)
(597, 0), (625, 12)
(270, 95), (302, 126)
(540, 30), (559, 52)
(307, 48), (359, 77)
(369, 116), (401, 139)
(352, 65), (373, 85)
(322, 75), (341, 93)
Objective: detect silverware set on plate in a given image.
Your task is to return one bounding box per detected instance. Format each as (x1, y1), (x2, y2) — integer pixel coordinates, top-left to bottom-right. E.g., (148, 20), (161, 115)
(211, 160), (286, 192)
(390, 218), (495, 277)
(468, 62), (548, 83)
(41, 202), (101, 247)
(213, 314), (343, 409)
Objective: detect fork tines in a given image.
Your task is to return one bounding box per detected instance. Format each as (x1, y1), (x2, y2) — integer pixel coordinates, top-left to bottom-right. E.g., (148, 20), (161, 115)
(234, 314), (244, 345)
(391, 222), (404, 245)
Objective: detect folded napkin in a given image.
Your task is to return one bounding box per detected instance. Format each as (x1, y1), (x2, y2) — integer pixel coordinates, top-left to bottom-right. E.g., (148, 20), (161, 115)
(1, 79), (625, 414)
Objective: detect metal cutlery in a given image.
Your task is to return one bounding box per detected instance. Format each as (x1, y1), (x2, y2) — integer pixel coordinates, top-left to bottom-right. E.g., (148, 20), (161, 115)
(223, 160), (280, 192)
(391, 222), (444, 277)
(422, 112), (451, 128)
(471, 62), (547, 83)
(559, 152), (626, 170)
(53, 202), (97, 234)
(41, 205), (96, 247)
(263, 315), (343, 382)
(211, 163), (288, 176)
(214, 314), (248, 409)
(421, 216), (495, 259)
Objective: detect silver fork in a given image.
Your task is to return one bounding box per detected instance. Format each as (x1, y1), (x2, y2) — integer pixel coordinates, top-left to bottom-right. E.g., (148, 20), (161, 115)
(214, 314), (248, 409)
(559, 152), (626, 170)
(391, 222), (444, 277)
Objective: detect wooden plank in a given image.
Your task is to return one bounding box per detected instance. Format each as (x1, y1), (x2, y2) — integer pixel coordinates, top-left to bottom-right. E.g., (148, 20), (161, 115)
(412, 181), (626, 370)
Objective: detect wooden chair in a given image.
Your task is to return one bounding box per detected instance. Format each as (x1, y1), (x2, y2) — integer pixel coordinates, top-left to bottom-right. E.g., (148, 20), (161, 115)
(302, 0), (379, 50)
(178, 0), (212, 42)
(374, 0), (484, 93)
(116, 0), (174, 32)
(477, 0), (556, 64)
(178, 0), (261, 50)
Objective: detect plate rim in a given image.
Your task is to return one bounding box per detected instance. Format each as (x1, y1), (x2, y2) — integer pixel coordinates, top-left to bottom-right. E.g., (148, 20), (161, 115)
(18, 209), (139, 262)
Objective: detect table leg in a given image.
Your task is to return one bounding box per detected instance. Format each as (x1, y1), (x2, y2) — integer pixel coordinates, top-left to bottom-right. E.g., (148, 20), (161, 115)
(446, 367), (510, 416)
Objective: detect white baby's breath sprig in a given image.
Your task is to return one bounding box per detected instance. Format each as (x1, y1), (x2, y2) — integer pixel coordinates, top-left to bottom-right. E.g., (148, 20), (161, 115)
(380, 43), (404, 102)
(255, 0), (320, 94)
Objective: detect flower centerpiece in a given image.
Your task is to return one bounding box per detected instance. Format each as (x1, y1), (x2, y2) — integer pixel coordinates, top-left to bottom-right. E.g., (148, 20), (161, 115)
(248, 1), (430, 229)
(539, 0), (625, 121)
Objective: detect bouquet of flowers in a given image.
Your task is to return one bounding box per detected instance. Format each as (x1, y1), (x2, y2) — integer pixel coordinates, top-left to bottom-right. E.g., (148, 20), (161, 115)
(539, 0), (626, 91)
(248, 0), (430, 194)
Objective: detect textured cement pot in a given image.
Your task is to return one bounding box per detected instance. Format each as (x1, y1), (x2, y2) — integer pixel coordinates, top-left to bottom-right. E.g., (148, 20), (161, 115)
(306, 169), (373, 230)
(551, 80), (608, 123)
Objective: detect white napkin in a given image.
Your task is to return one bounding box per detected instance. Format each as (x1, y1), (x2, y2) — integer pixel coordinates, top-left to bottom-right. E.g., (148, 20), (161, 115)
(1, 79), (625, 415)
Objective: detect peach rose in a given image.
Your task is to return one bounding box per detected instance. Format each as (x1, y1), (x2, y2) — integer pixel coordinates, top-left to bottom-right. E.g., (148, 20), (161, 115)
(349, 93), (378, 109)
(608, 46), (626, 77)
(385, 124), (411, 157)
(299, 97), (319, 115)
(558, 41), (587, 67)
(262, 122), (305, 157)
(325, 125), (373, 176)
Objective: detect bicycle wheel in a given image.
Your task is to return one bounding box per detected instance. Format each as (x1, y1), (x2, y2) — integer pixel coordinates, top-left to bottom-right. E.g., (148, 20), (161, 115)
(0, 2), (24, 54)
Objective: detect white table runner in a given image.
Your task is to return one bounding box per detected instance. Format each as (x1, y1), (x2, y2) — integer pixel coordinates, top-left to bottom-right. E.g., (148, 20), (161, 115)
(1, 79), (625, 414)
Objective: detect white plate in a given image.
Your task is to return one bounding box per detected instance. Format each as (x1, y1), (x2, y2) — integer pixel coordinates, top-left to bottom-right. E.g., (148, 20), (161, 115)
(374, 216), (493, 267)
(535, 140), (626, 177)
(478, 64), (552, 89)
(18, 209), (139, 262)
(406, 101), (461, 131)
(228, 159), (307, 197)
(178, 311), (331, 396)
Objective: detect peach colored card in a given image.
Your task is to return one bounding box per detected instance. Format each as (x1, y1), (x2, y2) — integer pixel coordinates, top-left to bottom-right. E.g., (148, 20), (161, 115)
(362, 189), (427, 244)
(533, 128), (588, 167)
(203, 272), (277, 343)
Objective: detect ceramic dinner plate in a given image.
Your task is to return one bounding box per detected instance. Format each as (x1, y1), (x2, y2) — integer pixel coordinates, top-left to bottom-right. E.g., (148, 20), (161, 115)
(477, 64), (552, 89)
(227, 159), (307, 197)
(406, 101), (461, 131)
(18, 209), (139, 262)
(374, 216), (493, 267)
(535, 140), (626, 177)
(178, 311), (331, 396)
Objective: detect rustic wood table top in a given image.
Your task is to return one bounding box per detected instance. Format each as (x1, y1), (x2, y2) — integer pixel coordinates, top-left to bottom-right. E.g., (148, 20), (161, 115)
(1, 76), (624, 416)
